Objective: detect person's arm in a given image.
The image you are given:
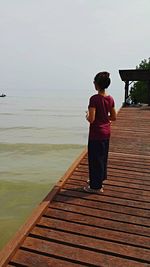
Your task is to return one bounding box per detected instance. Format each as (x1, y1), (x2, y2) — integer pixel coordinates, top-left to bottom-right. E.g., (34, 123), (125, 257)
(109, 107), (117, 121)
(86, 107), (96, 123)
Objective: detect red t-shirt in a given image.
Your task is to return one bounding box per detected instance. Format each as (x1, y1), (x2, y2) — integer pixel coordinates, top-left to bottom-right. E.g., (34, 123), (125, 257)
(88, 94), (115, 140)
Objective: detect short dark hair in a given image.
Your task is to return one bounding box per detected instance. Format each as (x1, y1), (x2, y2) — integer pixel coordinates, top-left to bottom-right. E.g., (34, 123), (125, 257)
(94, 71), (111, 90)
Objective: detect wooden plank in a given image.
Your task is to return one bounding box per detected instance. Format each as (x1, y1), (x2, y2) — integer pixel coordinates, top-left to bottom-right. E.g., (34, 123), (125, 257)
(29, 226), (150, 262)
(78, 162), (150, 173)
(74, 167), (150, 179)
(84, 153), (150, 162)
(55, 193), (150, 218)
(10, 249), (79, 267)
(108, 159), (150, 168)
(71, 172), (150, 186)
(72, 175), (150, 193)
(103, 180), (150, 191)
(20, 236), (148, 267)
(107, 170), (150, 181)
(106, 176), (150, 185)
(67, 178), (150, 201)
(109, 149), (150, 156)
(70, 173), (150, 189)
(38, 217), (150, 249)
(63, 184), (150, 209)
(45, 208), (150, 237)
(108, 151), (150, 160)
(58, 189), (150, 218)
(75, 166), (150, 177)
(108, 164), (150, 174)
(52, 196), (150, 226)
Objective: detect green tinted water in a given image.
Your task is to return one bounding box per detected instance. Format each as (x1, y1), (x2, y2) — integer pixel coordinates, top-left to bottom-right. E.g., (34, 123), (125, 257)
(0, 143), (84, 249)
(0, 95), (120, 250)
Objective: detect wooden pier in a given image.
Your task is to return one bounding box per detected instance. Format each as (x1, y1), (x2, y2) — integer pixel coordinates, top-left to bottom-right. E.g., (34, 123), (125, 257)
(0, 107), (150, 266)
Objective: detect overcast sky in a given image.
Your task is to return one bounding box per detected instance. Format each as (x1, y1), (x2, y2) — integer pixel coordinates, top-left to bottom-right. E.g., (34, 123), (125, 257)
(0, 0), (150, 106)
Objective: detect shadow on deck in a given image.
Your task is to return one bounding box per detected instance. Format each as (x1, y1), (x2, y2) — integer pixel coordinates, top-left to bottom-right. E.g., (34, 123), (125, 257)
(0, 107), (150, 266)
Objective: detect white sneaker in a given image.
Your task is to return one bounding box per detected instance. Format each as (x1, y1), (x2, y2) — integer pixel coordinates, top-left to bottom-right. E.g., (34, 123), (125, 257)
(83, 186), (103, 193)
(86, 179), (104, 189)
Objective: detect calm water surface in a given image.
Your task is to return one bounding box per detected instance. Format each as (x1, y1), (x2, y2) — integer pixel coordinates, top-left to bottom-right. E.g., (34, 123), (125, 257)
(0, 93), (121, 249)
(0, 95), (87, 249)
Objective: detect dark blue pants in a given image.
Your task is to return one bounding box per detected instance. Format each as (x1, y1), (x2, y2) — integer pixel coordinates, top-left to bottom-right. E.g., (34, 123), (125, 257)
(88, 139), (109, 189)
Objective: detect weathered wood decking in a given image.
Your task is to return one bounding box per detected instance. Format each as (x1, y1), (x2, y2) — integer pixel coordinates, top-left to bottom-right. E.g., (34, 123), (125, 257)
(0, 107), (150, 266)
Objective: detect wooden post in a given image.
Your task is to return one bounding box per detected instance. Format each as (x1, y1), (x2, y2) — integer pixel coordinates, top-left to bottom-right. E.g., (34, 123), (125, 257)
(148, 80), (150, 106)
(124, 81), (129, 106)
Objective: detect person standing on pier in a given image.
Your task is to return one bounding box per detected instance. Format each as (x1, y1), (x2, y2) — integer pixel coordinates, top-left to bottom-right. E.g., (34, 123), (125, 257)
(84, 71), (117, 193)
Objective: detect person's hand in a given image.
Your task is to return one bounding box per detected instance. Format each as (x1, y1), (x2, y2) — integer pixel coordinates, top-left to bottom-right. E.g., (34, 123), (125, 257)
(85, 111), (89, 120)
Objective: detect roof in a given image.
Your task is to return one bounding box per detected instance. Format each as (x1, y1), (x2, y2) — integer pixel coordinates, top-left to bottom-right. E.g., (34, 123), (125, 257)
(119, 69), (150, 81)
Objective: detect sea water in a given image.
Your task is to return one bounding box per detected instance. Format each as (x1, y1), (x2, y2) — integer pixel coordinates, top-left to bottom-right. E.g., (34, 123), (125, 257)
(0, 94), (88, 249)
(0, 92), (121, 249)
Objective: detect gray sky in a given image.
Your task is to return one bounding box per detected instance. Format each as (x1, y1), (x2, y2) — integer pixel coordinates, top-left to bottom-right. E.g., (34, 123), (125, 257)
(0, 0), (150, 106)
